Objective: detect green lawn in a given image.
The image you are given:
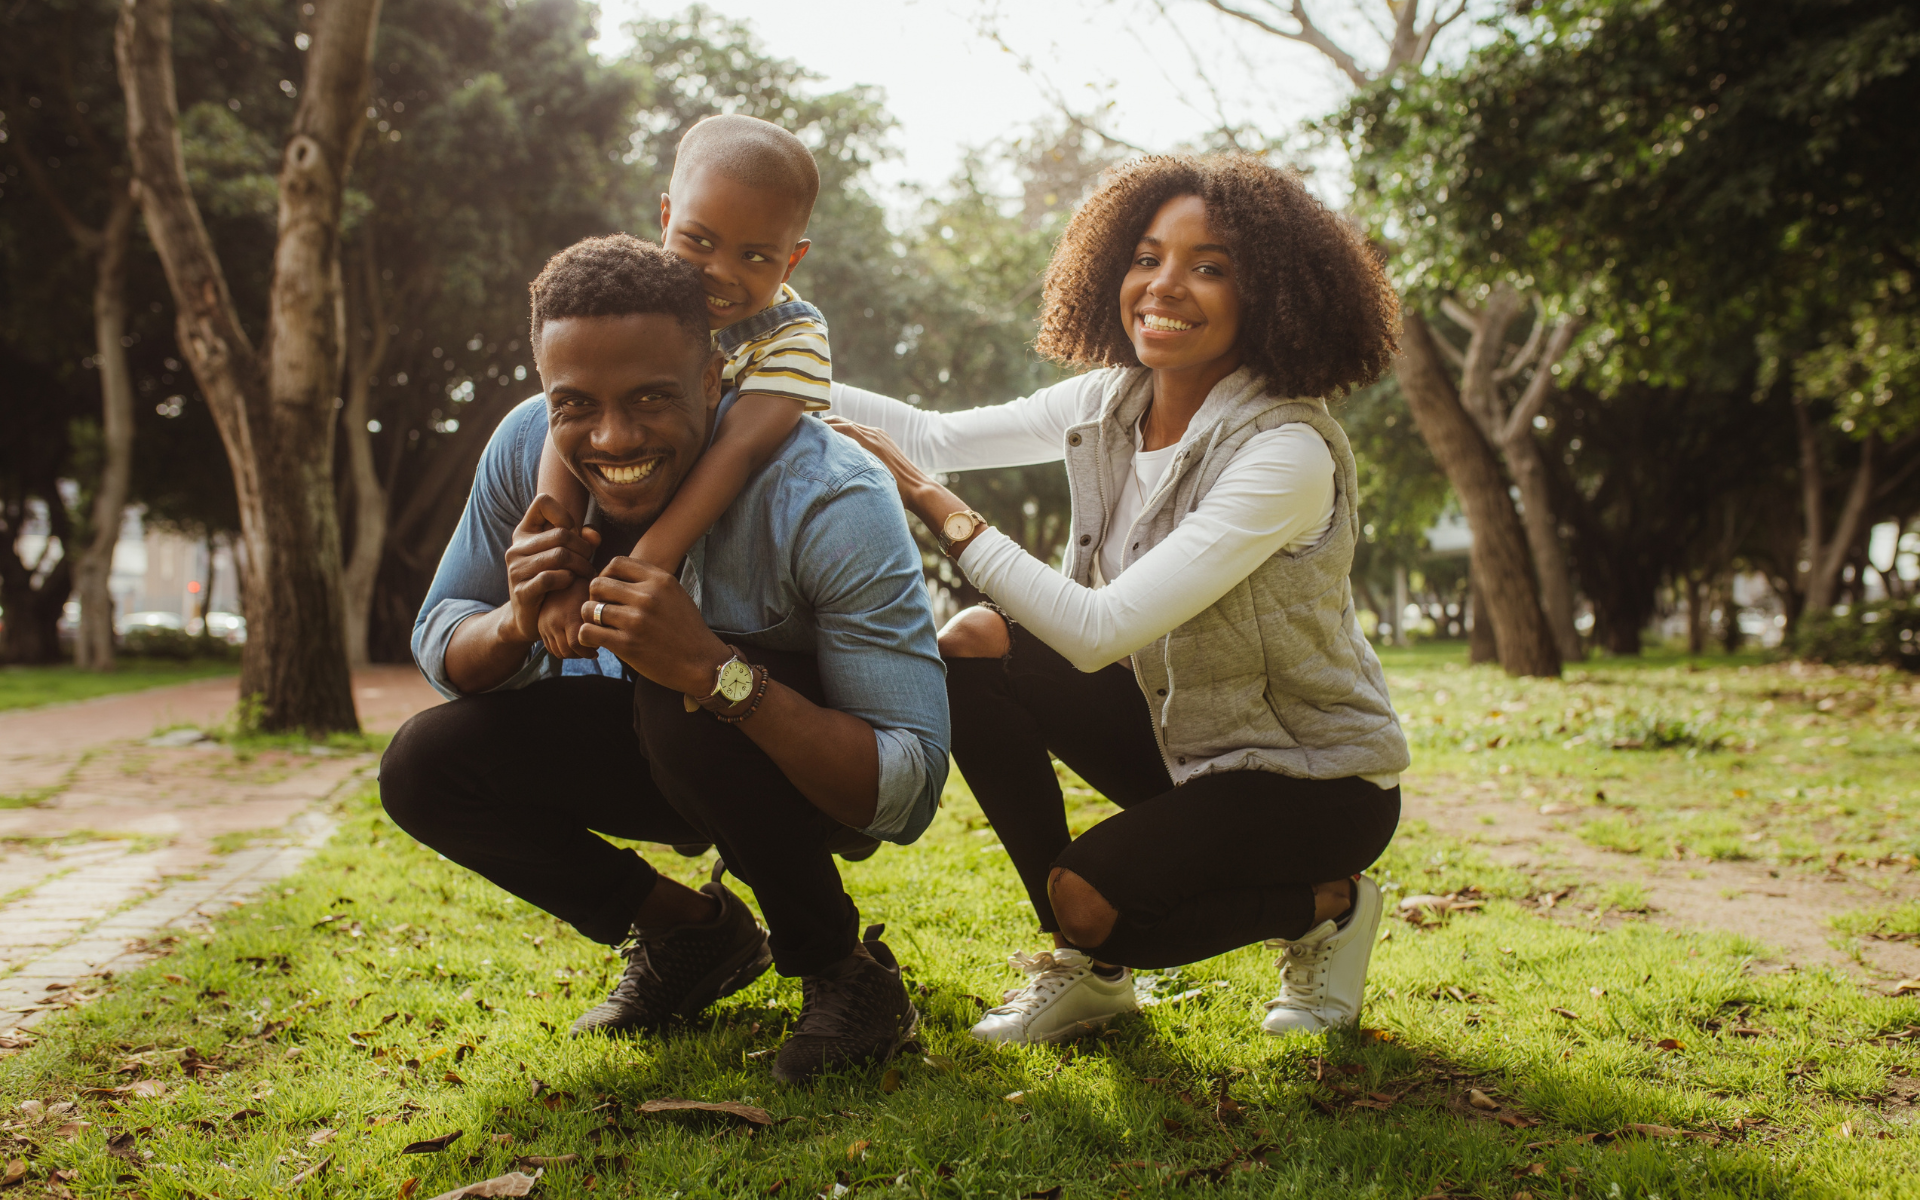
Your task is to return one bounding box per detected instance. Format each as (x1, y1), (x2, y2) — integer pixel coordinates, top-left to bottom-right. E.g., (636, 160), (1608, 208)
(0, 660), (237, 714)
(2, 756), (1915, 1197)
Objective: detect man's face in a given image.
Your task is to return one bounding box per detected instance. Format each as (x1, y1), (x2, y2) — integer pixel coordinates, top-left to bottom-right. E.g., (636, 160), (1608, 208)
(661, 165), (811, 329)
(537, 313), (722, 528)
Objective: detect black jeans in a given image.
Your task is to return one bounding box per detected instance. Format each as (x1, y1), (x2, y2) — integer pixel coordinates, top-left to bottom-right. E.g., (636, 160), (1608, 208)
(947, 622), (1401, 969)
(379, 647), (858, 977)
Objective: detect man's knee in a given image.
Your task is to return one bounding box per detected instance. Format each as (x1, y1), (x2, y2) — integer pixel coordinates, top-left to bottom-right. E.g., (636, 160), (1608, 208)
(377, 706), (460, 837)
(938, 606), (1010, 660)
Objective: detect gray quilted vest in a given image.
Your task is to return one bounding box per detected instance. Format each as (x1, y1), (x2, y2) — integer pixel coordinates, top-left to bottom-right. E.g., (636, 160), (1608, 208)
(1059, 366), (1410, 785)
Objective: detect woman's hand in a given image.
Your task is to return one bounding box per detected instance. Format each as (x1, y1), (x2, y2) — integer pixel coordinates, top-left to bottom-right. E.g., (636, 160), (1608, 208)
(825, 415), (966, 532)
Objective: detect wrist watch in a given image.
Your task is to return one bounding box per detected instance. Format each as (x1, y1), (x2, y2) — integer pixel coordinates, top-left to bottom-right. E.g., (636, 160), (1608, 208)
(700, 647), (757, 709)
(935, 509), (989, 558)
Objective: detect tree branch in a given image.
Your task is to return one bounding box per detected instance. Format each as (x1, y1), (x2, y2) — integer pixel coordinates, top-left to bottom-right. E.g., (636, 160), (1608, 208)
(1198, 0), (1375, 86)
(1500, 319), (1577, 444)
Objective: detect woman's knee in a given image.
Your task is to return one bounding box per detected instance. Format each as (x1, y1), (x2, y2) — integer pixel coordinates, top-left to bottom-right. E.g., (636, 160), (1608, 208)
(1049, 867), (1119, 948)
(938, 606), (1010, 660)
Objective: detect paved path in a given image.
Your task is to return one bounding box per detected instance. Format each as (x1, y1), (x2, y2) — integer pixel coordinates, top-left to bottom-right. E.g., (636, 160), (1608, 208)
(0, 665), (442, 1034)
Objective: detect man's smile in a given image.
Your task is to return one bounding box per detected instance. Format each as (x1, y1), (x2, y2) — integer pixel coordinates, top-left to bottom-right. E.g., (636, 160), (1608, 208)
(590, 458), (662, 486)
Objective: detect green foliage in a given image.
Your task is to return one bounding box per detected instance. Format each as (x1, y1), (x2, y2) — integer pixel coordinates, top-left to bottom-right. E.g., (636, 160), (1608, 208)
(117, 627), (238, 662)
(1793, 599), (1920, 670)
(0, 660), (237, 713)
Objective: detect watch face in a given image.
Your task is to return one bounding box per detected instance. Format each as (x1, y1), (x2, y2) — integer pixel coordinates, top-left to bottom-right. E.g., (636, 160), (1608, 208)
(716, 659), (755, 704)
(943, 512), (977, 542)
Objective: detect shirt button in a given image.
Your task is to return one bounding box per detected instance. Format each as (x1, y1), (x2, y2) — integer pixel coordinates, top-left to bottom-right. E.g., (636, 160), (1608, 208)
(1177, 756), (1187, 765)
(1067, 432), (1082, 447)
(1078, 534), (1092, 546)
(1156, 688), (1167, 696)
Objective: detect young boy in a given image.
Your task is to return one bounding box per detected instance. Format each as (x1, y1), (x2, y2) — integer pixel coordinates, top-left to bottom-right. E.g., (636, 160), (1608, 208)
(535, 114), (830, 659)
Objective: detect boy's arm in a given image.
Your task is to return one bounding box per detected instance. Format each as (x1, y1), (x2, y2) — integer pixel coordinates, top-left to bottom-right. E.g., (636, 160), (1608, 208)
(629, 392), (806, 570)
(534, 434), (594, 658)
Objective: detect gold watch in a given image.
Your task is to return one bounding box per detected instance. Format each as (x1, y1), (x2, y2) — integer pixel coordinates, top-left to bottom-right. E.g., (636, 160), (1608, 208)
(935, 509), (988, 557)
(702, 647), (757, 707)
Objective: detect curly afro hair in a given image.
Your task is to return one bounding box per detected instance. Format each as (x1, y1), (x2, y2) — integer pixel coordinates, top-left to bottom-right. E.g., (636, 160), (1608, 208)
(1035, 154), (1399, 399)
(529, 233), (707, 346)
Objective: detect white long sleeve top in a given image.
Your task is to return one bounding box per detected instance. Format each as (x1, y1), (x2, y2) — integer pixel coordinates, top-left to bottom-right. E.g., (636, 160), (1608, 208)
(829, 374), (1336, 672)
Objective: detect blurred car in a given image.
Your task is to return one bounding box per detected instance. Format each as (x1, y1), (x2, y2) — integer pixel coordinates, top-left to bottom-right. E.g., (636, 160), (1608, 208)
(116, 610), (186, 636)
(202, 611), (247, 644)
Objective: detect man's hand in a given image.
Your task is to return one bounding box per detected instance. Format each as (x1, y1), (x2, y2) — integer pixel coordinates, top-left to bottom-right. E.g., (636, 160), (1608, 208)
(577, 556), (730, 696)
(537, 577), (593, 659)
(503, 494), (601, 647)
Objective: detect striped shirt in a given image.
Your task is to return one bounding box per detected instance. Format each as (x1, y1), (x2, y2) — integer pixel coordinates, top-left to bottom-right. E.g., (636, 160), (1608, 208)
(720, 284), (832, 412)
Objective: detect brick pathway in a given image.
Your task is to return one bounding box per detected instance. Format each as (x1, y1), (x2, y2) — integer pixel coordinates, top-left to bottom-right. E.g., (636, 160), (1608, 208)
(0, 665), (442, 1033)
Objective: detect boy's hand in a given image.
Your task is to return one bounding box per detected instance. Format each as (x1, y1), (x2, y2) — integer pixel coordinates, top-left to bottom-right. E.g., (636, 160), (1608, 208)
(537, 577), (593, 659)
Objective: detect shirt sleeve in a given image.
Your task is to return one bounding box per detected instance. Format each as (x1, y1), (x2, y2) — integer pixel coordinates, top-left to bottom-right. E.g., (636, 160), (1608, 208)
(827, 374), (1100, 473)
(955, 425), (1337, 672)
(410, 398), (562, 699)
(728, 315), (832, 412)
(787, 464), (951, 844)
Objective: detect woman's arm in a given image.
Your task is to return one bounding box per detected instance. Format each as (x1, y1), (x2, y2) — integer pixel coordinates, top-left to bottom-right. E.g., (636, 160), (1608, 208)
(958, 426), (1335, 670)
(828, 374), (1100, 473)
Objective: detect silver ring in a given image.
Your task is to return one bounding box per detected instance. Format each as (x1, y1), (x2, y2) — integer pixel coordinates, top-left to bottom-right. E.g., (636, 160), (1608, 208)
(591, 601), (607, 627)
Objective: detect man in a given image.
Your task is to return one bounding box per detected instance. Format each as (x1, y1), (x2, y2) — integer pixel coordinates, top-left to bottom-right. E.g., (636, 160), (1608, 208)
(379, 234), (949, 1084)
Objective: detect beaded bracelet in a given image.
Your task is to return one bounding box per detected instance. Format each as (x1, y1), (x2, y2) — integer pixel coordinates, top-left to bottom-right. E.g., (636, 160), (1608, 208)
(712, 661), (771, 725)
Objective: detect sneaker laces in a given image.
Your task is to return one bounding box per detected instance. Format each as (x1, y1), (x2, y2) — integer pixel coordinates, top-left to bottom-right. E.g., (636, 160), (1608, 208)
(1262, 935), (1331, 1010)
(988, 949), (1091, 1016)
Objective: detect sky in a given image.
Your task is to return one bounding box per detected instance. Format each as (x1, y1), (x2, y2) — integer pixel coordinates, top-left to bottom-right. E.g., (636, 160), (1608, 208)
(590, 0), (1413, 208)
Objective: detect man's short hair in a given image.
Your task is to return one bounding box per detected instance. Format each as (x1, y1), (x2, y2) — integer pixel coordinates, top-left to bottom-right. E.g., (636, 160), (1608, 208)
(670, 114), (821, 227)
(528, 234), (708, 345)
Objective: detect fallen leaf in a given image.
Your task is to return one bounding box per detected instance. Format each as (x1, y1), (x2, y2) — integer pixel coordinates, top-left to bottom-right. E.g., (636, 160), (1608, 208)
(424, 1171), (542, 1200)
(1216, 1097), (1245, 1124)
(401, 1129), (464, 1154)
(847, 1139), (870, 1159)
(516, 1155), (579, 1167)
(1655, 1038), (1685, 1051)
(400, 1179), (419, 1199)
(1162, 1117), (1185, 1133)
(1730, 1027), (1767, 1038)
(1893, 978), (1920, 995)
(309, 1128), (337, 1145)
(443, 1071), (466, 1086)
(1468, 1089), (1500, 1111)
(289, 1154), (332, 1185)
(880, 1068), (901, 1093)
(1024, 1189), (1064, 1200)
(53, 1121), (91, 1138)
(1548, 1007), (1580, 1020)
(539, 1091), (572, 1111)
(163, 974), (188, 985)
(1496, 1112), (1536, 1129)
(491, 1134), (513, 1145)
(106, 1132), (141, 1161)
(638, 1098), (772, 1126)
(1003, 1091), (1026, 1104)
(2, 1160), (25, 1187)
(1623, 1123), (1682, 1138)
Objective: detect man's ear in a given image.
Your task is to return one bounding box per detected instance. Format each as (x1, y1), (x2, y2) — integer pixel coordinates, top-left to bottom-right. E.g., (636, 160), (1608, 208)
(702, 349), (724, 413)
(782, 238), (811, 283)
(659, 192), (673, 239)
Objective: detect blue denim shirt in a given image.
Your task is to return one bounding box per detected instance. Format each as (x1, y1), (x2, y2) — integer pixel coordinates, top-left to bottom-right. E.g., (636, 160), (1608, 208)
(410, 394), (950, 845)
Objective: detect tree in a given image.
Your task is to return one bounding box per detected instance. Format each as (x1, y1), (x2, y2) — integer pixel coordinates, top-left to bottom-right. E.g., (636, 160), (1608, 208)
(3, 0), (139, 670)
(117, 0), (381, 730)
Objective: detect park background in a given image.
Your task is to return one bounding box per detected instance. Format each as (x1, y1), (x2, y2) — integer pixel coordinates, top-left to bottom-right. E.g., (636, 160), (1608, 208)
(2, 1), (1919, 1197)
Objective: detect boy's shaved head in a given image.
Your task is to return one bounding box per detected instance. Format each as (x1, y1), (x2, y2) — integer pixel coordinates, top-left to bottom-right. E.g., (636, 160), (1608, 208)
(670, 114), (820, 230)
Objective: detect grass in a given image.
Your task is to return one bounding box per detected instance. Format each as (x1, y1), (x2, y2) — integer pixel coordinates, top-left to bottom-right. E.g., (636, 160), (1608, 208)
(3, 772), (1916, 1198)
(0, 660), (237, 714)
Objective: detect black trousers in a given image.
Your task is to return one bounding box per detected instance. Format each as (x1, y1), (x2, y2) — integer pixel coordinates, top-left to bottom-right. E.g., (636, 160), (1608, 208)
(379, 648), (857, 977)
(947, 622), (1401, 969)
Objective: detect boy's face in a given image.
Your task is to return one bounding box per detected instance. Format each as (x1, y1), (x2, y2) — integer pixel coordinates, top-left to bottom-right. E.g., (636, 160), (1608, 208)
(537, 313), (723, 528)
(661, 165), (812, 330)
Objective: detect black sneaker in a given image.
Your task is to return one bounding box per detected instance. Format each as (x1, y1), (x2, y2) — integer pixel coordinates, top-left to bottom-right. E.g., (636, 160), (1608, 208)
(772, 924), (920, 1084)
(571, 863), (772, 1036)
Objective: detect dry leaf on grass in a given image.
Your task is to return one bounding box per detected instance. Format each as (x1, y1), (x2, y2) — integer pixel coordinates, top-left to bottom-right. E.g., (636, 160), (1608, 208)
(308, 1128), (336, 1146)
(401, 1130), (464, 1154)
(2, 1160), (26, 1187)
(399, 1179), (419, 1199)
(289, 1154), (331, 1185)
(847, 1139), (870, 1159)
(1655, 1038), (1685, 1051)
(1496, 1113), (1536, 1129)
(1892, 978), (1920, 995)
(880, 1069), (901, 1093)
(1622, 1123), (1682, 1138)
(638, 1099), (772, 1126)
(515, 1155), (578, 1167)
(424, 1170), (542, 1200)
(1548, 1007), (1581, 1020)
(1468, 1090), (1500, 1111)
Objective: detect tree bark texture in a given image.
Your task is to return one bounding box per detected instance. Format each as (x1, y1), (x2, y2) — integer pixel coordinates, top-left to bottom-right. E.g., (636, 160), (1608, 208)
(0, 498), (75, 665)
(1467, 570), (1498, 664)
(1397, 313), (1561, 677)
(72, 184), (139, 671)
(339, 241), (391, 666)
(117, 0), (380, 731)
(1793, 397), (1877, 619)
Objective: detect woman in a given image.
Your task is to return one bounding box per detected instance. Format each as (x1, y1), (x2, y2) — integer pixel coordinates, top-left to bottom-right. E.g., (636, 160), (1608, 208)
(828, 153), (1409, 1045)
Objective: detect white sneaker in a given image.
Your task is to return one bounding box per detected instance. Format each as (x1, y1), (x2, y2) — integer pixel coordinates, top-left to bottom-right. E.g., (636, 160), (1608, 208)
(969, 948), (1137, 1045)
(1260, 875), (1383, 1035)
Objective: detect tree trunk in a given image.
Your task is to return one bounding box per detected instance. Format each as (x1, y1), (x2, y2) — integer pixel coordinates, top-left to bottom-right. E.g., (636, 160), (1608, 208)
(1392, 565), (1410, 648)
(72, 184), (139, 672)
(1794, 397), (1877, 619)
(1467, 571), (1498, 664)
(339, 240), (391, 666)
(118, 0), (380, 732)
(1500, 423), (1583, 661)
(0, 498), (75, 665)
(1397, 313), (1561, 677)
(1684, 575), (1706, 655)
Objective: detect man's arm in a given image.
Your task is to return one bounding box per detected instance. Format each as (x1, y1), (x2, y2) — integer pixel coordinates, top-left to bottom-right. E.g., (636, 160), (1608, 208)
(445, 496), (600, 694)
(577, 557), (883, 827)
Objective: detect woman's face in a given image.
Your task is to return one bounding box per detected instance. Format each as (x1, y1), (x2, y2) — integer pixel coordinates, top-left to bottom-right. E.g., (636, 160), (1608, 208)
(1118, 193), (1241, 374)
